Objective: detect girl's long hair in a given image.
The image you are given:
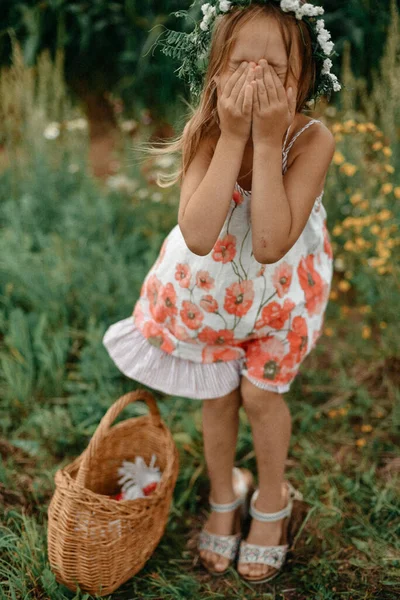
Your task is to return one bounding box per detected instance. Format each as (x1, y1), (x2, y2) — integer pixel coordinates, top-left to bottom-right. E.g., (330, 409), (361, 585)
(136, 1), (315, 189)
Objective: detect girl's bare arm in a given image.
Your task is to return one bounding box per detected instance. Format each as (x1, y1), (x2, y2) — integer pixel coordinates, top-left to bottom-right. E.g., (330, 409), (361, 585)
(178, 133), (246, 256)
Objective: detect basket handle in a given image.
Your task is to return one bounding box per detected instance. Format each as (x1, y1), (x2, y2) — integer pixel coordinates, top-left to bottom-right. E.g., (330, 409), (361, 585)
(75, 389), (162, 488)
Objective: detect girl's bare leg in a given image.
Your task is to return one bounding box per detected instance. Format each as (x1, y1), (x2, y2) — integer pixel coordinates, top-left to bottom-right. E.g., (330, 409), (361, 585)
(237, 375), (292, 579)
(200, 386), (241, 572)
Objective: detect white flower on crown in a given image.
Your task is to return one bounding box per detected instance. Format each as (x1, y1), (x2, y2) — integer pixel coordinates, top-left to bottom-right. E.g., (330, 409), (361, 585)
(219, 0), (232, 11)
(321, 58), (333, 74)
(280, 0), (300, 13)
(200, 2), (216, 31)
(196, 1), (340, 94)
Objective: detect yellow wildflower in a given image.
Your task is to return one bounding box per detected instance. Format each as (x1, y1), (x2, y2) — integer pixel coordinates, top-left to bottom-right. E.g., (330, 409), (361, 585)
(382, 146), (392, 157)
(324, 326), (334, 337)
(344, 240), (355, 251)
(379, 321), (387, 329)
(366, 122), (377, 131)
(384, 164), (395, 174)
(350, 193), (363, 204)
(376, 410), (384, 418)
(340, 163), (358, 176)
(372, 141), (383, 150)
(328, 409), (338, 418)
(359, 305), (372, 314)
(381, 183), (393, 195)
(356, 438), (367, 447)
(356, 123), (368, 133)
(338, 407), (348, 416)
(329, 290), (338, 300)
(361, 424), (373, 433)
(333, 151), (345, 165)
(377, 209), (392, 221)
(362, 325), (372, 339)
(344, 119), (356, 128)
(338, 280), (351, 292)
(333, 225), (343, 236)
(394, 187), (400, 199)
(332, 123), (343, 133)
(370, 224), (380, 235)
(358, 200), (370, 210)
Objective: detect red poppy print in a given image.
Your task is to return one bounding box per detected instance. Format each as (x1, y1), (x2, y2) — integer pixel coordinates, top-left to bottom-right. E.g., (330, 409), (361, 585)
(212, 234), (237, 263)
(286, 315), (308, 367)
(198, 326), (235, 345)
(272, 262), (293, 298)
(180, 300), (204, 330)
(322, 220), (333, 260)
(142, 320), (176, 353)
(255, 298), (296, 330)
(232, 190), (244, 205)
(122, 142), (334, 397)
(175, 263), (192, 288)
(297, 254), (330, 316)
(196, 270), (215, 291)
(244, 336), (295, 386)
(202, 344), (244, 363)
(168, 316), (195, 343)
(200, 295), (219, 313)
(224, 280), (255, 317)
(257, 265), (266, 277)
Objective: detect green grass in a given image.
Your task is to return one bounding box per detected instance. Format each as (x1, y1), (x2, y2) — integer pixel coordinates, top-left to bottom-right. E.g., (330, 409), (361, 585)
(0, 137), (399, 600)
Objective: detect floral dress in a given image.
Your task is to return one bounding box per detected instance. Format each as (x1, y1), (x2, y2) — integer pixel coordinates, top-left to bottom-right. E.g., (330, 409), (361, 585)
(103, 118), (334, 399)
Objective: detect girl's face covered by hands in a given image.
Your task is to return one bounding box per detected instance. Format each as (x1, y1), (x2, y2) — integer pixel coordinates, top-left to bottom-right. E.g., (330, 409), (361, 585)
(214, 14), (301, 146)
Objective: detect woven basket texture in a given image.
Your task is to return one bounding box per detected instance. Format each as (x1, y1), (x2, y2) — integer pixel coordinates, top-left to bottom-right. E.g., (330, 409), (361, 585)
(47, 389), (180, 596)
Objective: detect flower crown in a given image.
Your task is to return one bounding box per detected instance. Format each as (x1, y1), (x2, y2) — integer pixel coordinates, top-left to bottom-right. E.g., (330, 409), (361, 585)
(151, 0), (341, 105)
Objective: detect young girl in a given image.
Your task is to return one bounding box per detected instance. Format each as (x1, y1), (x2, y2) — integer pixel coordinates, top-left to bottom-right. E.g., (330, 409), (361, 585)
(103, 0), (340, 585)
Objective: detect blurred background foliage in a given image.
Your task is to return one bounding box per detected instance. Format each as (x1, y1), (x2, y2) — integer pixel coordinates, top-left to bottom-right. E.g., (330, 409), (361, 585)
(0, 0), (399, 122)
(0, 1), (399, 598)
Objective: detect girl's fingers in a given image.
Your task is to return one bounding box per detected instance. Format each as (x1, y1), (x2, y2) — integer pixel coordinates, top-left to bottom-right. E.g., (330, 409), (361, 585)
(251, 79), (259, 112)
(225, 62), (249, 99)
(237, 65), (255, 108)
(255, 64), (268, 108)
(262, 61), (278, 103)
(268, 66), (287, 104)
(243, 82), (253, 114)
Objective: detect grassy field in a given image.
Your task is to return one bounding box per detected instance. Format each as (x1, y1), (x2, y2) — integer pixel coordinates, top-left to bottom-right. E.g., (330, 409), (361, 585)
(0, 20), (400, 600)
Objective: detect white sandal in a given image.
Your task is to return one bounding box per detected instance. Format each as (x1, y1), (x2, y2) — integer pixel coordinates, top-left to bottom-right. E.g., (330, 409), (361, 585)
(237, 480), (304, 584)
(198, 467), (254, 576)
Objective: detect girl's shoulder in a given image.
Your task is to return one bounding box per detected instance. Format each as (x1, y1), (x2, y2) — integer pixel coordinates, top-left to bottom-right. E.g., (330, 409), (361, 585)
(284, 115), (334, 170)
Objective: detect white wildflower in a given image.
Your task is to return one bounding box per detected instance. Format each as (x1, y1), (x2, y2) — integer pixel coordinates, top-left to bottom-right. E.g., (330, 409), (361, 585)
(65, 118), (88, 131)
(151, 192), (163, 203)
(155, 155), (175, 168)
(43, 122), (60, 140)
(106, 174), (139, 194)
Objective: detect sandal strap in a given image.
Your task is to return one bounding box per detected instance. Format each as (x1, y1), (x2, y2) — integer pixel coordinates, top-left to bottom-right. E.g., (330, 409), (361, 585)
(198, 529), (241, 561)
(209, 494), (244, 512)
(238, 539), (288, 569)
(249, 488), (293, 522)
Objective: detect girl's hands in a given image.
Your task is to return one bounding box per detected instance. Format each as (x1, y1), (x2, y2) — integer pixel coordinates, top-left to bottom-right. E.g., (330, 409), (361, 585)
(216, 61), (255, 144)
(251, 59), (296, 147)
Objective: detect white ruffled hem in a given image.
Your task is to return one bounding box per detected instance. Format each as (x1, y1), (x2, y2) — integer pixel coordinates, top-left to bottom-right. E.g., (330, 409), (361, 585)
(102, 316), (291, 399)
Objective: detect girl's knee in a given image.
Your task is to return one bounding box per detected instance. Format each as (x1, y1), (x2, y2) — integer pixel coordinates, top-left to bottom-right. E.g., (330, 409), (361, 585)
(240, 375), (286, 419)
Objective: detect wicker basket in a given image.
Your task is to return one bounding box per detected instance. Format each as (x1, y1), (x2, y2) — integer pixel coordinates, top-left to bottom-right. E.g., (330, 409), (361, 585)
(47, 389), (180, 596)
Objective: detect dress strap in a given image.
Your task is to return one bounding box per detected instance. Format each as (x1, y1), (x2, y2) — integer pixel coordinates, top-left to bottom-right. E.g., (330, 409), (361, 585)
(282, 119), (321, 173)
